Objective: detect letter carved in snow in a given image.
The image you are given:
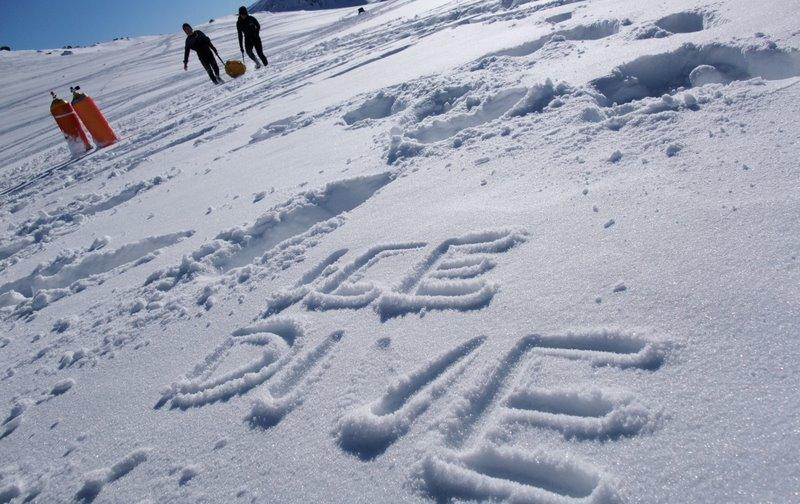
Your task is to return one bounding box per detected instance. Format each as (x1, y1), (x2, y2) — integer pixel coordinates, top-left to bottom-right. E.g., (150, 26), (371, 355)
(262, 227), (529, 320)
(156, 317), (344, 429)
(419, 331), (670, 503)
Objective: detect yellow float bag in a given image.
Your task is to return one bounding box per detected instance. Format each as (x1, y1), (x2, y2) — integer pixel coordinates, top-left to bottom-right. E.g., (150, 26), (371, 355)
(225, 60), (246, 78)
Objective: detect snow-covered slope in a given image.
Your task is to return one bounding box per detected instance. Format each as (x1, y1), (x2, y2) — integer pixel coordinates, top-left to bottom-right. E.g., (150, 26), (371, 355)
(250, 0), (368, 13)
(1, 0), (799, 502)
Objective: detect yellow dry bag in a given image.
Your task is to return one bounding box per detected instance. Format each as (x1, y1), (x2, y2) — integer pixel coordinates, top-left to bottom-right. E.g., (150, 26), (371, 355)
(225, 60), (246, 78)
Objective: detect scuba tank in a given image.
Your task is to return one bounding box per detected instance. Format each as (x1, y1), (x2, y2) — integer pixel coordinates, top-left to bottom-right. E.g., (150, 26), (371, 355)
(50, 91), (92, 156)
(70, 85), (118, 148)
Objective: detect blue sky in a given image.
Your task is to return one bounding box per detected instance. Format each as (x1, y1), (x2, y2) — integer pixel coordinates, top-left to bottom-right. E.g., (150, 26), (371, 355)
(0, 0), (247, 50)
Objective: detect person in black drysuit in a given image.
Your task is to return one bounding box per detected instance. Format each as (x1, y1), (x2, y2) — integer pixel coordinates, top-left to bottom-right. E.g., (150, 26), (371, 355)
(182, 23), (224, 84)
(237, 6), (268, 69)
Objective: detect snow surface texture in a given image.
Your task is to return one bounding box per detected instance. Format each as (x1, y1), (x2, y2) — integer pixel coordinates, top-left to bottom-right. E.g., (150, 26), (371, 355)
(250, 0), (369, 13)
(1, 0), (799, 502)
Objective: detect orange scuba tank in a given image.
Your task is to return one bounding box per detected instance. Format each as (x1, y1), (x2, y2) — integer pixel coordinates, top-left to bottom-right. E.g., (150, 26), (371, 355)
(50, 92), (92, 156)
(70, 86), (118, 148)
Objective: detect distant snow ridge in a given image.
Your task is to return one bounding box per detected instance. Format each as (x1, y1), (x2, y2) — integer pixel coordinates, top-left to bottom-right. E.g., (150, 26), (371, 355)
(249, 0), (367, 13)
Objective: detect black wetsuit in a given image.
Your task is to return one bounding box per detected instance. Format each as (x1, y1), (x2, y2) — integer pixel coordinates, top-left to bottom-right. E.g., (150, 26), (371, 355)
(184, 30), (221, 83)
(237, 15), (268, 66)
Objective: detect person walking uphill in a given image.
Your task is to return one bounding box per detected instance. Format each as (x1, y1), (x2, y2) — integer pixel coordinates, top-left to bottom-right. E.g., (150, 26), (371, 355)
(237, 6), (269, 69)
(182, 23), (224, 85)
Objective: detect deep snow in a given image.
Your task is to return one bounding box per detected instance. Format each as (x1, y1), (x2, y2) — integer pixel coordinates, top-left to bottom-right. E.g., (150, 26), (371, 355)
(1, 0), (799, 502)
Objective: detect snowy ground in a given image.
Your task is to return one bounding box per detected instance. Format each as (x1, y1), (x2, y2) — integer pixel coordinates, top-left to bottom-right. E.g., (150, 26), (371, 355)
(1, 0), (799, 502)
